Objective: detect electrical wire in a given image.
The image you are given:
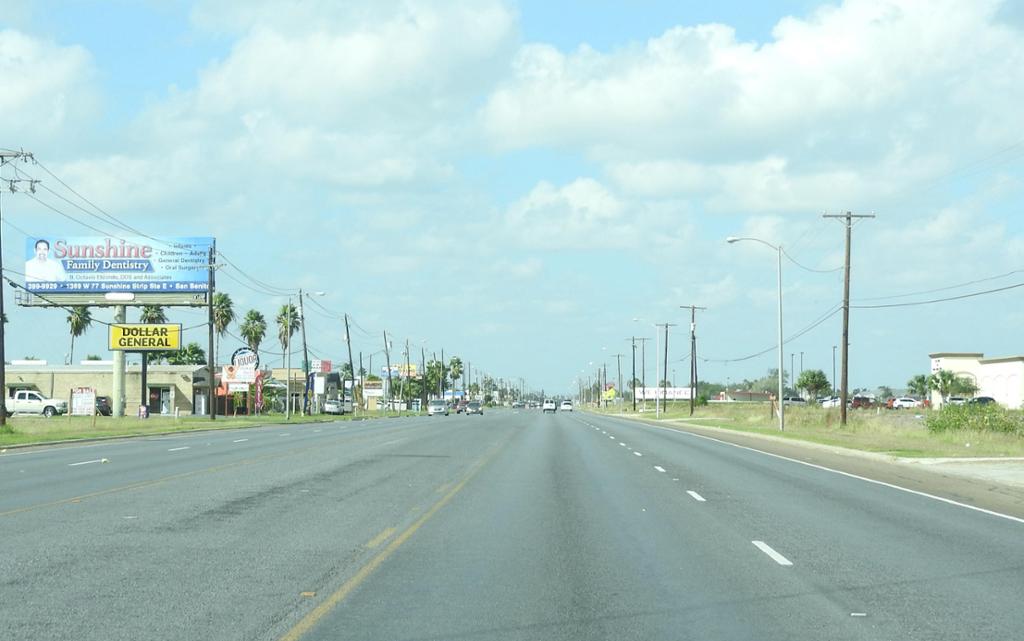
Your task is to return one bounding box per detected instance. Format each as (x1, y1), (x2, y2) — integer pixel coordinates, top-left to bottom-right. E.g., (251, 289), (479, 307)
(851, 281), (1024, 309)
(702, 304), (842, 364)
(781, 247), (844, 274)
(853, 268), (1024, 302)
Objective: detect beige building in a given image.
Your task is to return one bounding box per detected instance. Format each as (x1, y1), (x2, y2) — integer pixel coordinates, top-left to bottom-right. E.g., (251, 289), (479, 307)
(5, 362), (210, 416)
(929, 352), (1024, 409)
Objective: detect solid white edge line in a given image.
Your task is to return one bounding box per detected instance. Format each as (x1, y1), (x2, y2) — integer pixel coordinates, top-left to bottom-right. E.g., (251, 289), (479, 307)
(608, 415), (1024, 526)
(753, 540), (793, 566)
(654, 465), (666, 473)
(68, 459), (103, 466)
(167, 446), (189, 452)
(233, 439), (248, 443)
(687, 490), (706, 502)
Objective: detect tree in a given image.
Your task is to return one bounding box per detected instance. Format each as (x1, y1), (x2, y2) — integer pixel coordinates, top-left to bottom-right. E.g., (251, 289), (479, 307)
(448, 356), (463, 389)
(85, 354), (103, 361)
(276, 303), (300, 353)
(796, 369), (830, 400)
(239, 309), (267, 353)
(212, 293), (236, 365)
(166, 342), (207, 366)
(66, 306), (92, 365)
(139, 305), (167, 324)
(424, 359), (444, 396)
(907, 374), (930, 399)
(928, 370), (978, 401)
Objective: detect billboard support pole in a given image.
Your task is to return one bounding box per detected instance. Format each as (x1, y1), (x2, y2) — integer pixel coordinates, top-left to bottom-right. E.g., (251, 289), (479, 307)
(207, 244), (216, 421)
(140, 351), (148, 414)
(112, 305), (126, 417)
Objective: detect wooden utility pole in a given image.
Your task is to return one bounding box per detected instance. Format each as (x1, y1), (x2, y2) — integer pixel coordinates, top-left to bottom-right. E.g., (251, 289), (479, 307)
(344, 314), (355, 413)
(823, 211), (875, 425)
(680, 305), (706, 415)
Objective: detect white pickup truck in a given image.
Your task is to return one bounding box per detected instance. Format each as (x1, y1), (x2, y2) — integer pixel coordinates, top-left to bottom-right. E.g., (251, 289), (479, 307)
(7, 390), (68, 417)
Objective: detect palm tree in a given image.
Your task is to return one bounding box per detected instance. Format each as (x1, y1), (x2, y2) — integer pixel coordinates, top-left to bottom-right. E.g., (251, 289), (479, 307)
(66, 306), (92, 365)
(239, 310), (267, 353)
(139, 305), (167, 324)
(166, 342), (207, 366)
(212, 293), (235, 365)
(139, 305), (168, 364)
(276, 303), (300, 354)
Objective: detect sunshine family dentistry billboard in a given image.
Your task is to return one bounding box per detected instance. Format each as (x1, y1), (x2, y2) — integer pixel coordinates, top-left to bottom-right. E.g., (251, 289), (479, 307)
(24, 236), (214, 294)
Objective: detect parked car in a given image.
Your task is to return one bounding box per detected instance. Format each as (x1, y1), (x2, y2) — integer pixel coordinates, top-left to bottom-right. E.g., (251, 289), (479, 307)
(427, 399), (449, 416)
(782, 396), (806, 405)
(851, 395), (876, 409)
(466, 401), (483, 415)
(542, 399), (556, 413)
(7, 389), (67, 417)
(968, 396), (997, 406)
(560, 400), (573, 412)
(892, 397), (921, 409)
(947, 396), (968, 406)
(95, 396), (112, 416)
(820, 396), (842, 408)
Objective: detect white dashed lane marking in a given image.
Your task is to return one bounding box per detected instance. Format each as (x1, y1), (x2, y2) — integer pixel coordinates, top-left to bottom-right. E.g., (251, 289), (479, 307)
(167, 446), (189, 452)
(633, 452), (643, 457)
(752, 541), (793, 566)
(654, 466), (666, 473)
(233, 439), (249, 443)
(68, 459), (103, 467)
(687, 490), (706, 502)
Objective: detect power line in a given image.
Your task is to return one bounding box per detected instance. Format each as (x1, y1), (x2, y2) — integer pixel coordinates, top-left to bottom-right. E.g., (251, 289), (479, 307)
(853, 268), (1024, 302)
(702, 304), (842, 364)
(851, 281), (1024, 309)
(781, 247), (843, 274)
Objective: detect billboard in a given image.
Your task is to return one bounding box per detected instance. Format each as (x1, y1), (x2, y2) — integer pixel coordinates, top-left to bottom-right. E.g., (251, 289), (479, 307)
(24, 236), (214, 294)
(109, 324), (182, 351)
(634, 387), (693, 400)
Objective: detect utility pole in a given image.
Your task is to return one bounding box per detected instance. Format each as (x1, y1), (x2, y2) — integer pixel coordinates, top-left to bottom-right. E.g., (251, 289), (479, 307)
(790, 353), (795, 394)
(383, 331), (393, 413)
(440, 348), (445, 401)
(800, 351), (804, 378)
(298, 289), (310, 415)
(630, 337), (637, 412)
(285, 297), (292, 420)
(654, 323), (676, 417)
(0, 149), (36, 426)
(680, 305), (706, 416)
(635, 337), (651, 411)
(421, 346), (427, 408)
(612, 353), (624, 411)
(824, 211), (875, 425)
(359, 351), (364, 411)
(207, 244), (216, 420)
(344, 314), (355, 414)
(832, 345), (837, 397)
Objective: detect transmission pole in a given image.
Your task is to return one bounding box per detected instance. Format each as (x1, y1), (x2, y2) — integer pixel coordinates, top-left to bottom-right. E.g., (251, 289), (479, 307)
(298, 289), (310, 415)
(344, 314), (355, 413)
(824, 211), (875, 425)
(0, 149), (36, 426)
(680, 305), (706, 415)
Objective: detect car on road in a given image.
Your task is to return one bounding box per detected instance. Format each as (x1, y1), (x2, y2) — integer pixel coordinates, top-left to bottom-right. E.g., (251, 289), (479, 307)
(511, 401), (524, 409)
(560, 400), (573, 412)
(427, 399), (449, 416)
(465, 401), (483, 415)
(892, 397), (921, 409)
(542, 399), (556, 413)
(456, 400), (468, 413)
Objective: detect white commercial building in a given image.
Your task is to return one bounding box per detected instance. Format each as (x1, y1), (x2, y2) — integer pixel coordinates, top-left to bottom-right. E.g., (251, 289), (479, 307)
(929, 352), (1024, 409)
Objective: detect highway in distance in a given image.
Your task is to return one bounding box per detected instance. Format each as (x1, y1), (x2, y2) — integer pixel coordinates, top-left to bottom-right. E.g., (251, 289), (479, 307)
(1, 409), (1021, 640)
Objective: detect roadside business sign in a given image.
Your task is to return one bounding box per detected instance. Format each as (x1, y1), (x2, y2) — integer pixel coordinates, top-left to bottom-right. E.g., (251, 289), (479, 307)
(227, 382), (249, 393)
(108, 324), (182, 351)
(363, 379), (384, 398)
(222, 365), (257, 384)
(231, 347), (260, 370)
(311, 359), (332, 374)
(71, 387), (96, 416)
(634, 386), (693, 401)
(23, 235), (214, 294)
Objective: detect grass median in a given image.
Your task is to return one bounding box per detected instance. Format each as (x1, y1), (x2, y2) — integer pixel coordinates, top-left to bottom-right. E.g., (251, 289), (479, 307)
(0, 410), (424, 448)
(589, 402), (1024, 458)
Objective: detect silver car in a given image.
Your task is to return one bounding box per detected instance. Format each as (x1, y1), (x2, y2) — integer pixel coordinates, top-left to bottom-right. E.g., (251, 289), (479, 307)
(427, 399), (449, 416)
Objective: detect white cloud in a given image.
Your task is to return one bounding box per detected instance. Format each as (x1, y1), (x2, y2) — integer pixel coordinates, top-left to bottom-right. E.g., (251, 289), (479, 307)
(503, 178), (641, 248)
(481, 0), (1024, 213)
(0, 29), (99, 144)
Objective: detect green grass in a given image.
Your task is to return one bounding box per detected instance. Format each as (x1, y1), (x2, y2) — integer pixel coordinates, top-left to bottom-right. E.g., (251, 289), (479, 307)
(0, 410), (423, 448)
(590, 402), (1024, 458)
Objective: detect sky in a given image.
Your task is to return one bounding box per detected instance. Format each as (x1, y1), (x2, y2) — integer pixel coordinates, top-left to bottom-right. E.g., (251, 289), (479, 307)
(2, 0), (1024, 396)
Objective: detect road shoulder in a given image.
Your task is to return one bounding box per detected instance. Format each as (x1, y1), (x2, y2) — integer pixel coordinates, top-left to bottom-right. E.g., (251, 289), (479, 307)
(599, 412), (1024, 521)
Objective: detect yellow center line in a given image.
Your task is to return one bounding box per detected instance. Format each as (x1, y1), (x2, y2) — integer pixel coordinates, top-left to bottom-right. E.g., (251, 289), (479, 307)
(279, 435), (511, 641)
(364, 527), (396, 549)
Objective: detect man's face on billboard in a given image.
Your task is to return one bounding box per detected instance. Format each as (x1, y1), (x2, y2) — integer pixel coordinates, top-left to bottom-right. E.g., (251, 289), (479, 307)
(34, 240), (49, 261)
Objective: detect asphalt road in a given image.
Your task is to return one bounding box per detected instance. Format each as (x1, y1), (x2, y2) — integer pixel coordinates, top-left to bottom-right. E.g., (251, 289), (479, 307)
(1, 409), (1022, 640)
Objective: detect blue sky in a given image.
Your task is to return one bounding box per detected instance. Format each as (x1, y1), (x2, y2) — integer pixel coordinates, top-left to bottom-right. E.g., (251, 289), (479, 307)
(2, 0), (1024, 395)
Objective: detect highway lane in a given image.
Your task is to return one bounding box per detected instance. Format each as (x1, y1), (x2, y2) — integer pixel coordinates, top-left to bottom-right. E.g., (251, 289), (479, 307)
(2, 408), (1022, 640)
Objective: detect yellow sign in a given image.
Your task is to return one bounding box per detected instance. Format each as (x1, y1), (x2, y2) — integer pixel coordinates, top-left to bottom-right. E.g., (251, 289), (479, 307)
(603, 387), (617, 400)
(109, 323), (182, 351)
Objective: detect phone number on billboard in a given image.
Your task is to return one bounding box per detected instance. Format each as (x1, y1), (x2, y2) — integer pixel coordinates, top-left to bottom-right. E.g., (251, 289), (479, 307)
(27, 282), (209, 292)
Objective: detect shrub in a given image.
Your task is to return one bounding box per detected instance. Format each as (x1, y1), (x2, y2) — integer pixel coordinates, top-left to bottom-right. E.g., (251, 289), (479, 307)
(926, 404), (1024, 436)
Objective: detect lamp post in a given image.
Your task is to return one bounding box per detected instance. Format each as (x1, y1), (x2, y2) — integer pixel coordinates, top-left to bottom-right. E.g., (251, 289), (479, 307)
(727, 236), (785, 431)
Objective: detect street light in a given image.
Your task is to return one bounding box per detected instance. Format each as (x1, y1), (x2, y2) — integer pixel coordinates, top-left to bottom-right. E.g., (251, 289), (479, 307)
(726, 236), (785, 431)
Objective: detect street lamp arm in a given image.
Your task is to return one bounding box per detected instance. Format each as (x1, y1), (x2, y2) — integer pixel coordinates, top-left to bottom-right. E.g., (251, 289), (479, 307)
(726, 236), (780, 252)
